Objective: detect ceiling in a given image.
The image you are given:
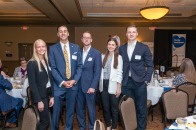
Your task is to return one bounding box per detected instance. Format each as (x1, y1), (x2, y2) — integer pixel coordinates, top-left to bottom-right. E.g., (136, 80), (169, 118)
(0, 0), (196, 27)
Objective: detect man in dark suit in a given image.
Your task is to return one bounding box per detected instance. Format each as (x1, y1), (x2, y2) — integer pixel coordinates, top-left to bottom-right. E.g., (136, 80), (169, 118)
(119, 25), (154, 130)
(76, 31), (102, 130)
(0, 74), (23, 128)
(49, 25), (82, 130)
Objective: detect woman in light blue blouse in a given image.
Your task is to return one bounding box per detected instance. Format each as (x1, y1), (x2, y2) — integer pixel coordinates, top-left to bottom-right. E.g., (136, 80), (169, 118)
(99, 38), (123, 130)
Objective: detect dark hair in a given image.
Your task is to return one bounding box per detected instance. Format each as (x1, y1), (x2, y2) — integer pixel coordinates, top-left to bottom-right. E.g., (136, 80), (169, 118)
(20, 57), (26, 62)
(57, 25), (68, 32)
(102, 38), (119, 69)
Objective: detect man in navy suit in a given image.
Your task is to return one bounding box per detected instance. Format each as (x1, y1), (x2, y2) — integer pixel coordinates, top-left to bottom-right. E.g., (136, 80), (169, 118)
(0, 74), (23, 128)
(49, 25), (82, 130)
(119, 25), (154, 130)
(76, 31), (102, 130)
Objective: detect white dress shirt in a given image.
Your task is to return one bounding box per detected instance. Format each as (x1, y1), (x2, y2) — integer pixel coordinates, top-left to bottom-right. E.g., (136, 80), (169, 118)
(127, 40), (136, 76)
(82, 46), (91, 64)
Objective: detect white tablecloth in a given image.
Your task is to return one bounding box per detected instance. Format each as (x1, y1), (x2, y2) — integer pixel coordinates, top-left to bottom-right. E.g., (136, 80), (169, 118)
(147, 77), (173, 105)
(169, 116), (196, 130)
(147, 85), (164, 105)
(6, 89), (26, 108)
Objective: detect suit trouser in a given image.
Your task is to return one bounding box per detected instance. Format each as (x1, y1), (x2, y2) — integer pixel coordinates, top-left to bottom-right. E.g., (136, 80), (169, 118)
(101, 79), (119, 129)
(7, 98), (23, 123)
(76, 89), (96, 130)
(121, 77), (147, 130)
(35, 98), (50, 130)
(51, 89), (78, 130)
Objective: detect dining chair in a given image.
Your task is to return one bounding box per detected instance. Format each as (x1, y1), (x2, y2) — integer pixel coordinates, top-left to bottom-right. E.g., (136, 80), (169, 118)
(26, 86), (33, 106)
(162, 88), (188, 128)
(176, 82), (196, 114)
(0, 108), (18, 130)
(21, 105), (40, 130)
(93, 119), (105, 130)
(147, 99), (153, 121)
(119, 95), (137, 130)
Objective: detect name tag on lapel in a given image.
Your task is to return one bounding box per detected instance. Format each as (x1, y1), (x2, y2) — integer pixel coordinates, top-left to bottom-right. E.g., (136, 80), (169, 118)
(72, 55), (77, 60)
(135, 55), (141, 60)
(88, 57), (93, 61)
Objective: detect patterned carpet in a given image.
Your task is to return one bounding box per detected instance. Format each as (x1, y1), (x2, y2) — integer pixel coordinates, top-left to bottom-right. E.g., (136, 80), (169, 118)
(59, 104), (169, 130)
(0, 104), (170, 130)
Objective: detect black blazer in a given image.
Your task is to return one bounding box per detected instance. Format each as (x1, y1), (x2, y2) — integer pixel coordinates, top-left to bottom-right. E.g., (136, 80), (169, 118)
(27, 60), (54, 103)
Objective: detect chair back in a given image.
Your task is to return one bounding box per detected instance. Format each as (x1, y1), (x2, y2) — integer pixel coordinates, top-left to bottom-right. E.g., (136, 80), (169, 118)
(162, 88), (188, 127)
(21, 105), (40, 130)
(177, 82), (196, 113)
(93, 119), (105, 130)
(119, 95), (137, 130)
(27, 86), (33, 106)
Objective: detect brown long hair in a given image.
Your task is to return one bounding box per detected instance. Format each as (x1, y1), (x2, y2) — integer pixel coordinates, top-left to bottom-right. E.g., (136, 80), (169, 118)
(179, 58), (196, 84)
(102, 38), (119, 69)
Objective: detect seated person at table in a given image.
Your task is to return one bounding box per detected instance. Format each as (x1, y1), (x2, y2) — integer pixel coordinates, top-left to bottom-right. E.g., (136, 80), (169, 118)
(13, 57), (27, 79)
(0, 73), (23, 128)
(172, 58), (196, 87)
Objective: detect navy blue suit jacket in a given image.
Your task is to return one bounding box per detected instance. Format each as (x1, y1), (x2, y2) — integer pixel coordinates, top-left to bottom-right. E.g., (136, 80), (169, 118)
(49, 42), (82, 96)
(0, 75), (18, 112)
(119, 42), (154, 86)
(79, 47), (102, 93)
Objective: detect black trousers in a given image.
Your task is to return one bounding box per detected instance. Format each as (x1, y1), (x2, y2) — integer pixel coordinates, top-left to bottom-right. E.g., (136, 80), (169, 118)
(35, 87), (51, 130)
(35, 98), (50, 130)
(121, 77), (147, 130)
(101, 79), (119, 129)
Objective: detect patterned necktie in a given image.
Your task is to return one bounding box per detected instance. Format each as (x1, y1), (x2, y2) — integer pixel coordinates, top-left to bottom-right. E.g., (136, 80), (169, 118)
(64, 44), (71, 79)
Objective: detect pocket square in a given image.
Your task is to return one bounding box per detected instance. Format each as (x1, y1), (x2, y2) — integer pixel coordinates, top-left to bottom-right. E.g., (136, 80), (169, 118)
(88, 57), (93, 61)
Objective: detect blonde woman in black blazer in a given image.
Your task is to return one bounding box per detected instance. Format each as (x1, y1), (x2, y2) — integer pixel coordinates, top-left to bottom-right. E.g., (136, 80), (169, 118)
(27, 39), (54, 130)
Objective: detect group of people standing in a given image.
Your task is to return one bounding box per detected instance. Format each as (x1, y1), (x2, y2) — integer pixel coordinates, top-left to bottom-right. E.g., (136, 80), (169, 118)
(25, 24), (154, 130)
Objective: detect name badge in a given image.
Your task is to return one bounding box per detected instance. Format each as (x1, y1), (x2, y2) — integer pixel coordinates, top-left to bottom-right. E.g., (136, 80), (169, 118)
(135, 55), (141, 60)
(88, 57), (93, 61)
(72, 55), (77, 60)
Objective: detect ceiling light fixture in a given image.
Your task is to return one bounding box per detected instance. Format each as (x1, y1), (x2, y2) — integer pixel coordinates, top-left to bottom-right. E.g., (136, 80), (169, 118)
(140, 0), (169, 20)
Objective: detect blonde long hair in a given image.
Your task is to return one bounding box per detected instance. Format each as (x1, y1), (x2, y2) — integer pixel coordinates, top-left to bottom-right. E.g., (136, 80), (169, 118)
(179, 58), (196, 84)
(30, 39), (48, 72)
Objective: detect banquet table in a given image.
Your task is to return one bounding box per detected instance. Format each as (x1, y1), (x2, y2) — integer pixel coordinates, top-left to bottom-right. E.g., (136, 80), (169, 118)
(6, 88), (26, 108)
(169, 116), (196, 130)
(147, 85), (164, 105)
(147, 77), (173, 105)
(6, 77), (27, 108)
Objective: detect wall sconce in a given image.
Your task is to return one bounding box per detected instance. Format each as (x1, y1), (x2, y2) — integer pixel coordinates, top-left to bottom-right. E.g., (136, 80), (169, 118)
(4, 41), (13, 46)
(5, 51), (12, 57)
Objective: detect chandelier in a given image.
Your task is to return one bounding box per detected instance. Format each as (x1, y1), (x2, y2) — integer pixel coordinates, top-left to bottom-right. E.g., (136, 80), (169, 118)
(140, 0), (169, 20)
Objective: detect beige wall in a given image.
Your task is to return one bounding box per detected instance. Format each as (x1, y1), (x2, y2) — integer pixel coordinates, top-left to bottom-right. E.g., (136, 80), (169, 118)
(75, 27), (154, 53)
(0, 26), (193, 75)
(0, 26), (75, 61)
